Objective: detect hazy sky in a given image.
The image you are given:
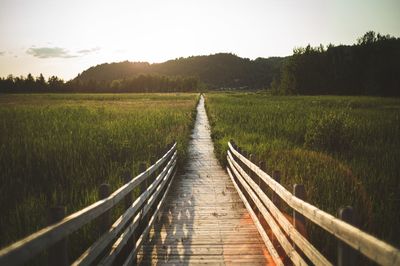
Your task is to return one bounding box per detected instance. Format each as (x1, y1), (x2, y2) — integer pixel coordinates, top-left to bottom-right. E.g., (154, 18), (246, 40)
(0, 0), (399, 80)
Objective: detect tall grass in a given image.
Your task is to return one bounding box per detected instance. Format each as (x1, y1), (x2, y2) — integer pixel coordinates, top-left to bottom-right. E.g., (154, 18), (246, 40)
(205, 93), (400, 261)
(0, 93), (198, 261)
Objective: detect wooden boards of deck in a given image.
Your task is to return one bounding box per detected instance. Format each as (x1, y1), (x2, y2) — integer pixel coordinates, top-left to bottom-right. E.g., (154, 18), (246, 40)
(137, 96), (273, 265)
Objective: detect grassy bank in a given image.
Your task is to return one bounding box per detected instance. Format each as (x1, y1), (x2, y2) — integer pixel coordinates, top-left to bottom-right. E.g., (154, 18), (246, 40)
(0, 93), (198, 261)
(205, 92), (400, 261)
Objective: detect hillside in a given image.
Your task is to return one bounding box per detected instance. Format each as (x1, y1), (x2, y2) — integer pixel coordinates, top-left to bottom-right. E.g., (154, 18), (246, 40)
(74, 53), (286, 89)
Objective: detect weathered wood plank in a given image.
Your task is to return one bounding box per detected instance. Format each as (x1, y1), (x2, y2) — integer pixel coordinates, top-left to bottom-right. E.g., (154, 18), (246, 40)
(137, 96), (272, 265)
(227, 167), (283, 266)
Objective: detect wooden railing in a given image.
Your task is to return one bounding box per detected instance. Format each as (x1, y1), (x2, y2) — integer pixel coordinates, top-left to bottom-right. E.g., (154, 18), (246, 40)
(226, 140), (400, 266)
(0, 142), (178, 266)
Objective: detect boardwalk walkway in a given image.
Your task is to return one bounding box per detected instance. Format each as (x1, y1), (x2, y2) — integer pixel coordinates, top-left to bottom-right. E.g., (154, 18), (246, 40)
(138, 96), (273, 265)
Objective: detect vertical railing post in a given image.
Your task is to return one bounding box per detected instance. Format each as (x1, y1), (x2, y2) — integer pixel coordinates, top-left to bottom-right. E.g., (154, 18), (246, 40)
(230, 139), (235, 150)
(272, 170), (281, 209)
(237, 146), (241, 154)
(139, 162), (149, 235)
(293, 184), (307, 241)
(122, 171), (134, 260)
(124, 171), (133, 209)
(257, 161), (266, 222)
(338, 206), (356, 266)
(248, 154), (256, 210)
(271, 170), (281, 246)
(248, 154), (254, 177)
(48, 206), (68, 266)
(98, 184), (111, 235)
(139, 161), (149, 216)
(151, 158), (160, 222)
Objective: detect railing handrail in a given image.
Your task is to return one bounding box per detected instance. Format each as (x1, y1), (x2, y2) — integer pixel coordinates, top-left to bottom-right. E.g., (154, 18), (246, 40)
(74, 151), (177, 265)
(227, 141), (400, 266)
(227, 150), (330, 266)
(0, 142), (177, 266)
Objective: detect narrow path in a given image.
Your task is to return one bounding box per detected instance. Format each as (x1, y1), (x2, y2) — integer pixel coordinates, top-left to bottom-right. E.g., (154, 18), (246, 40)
(138, 95), (273, 265)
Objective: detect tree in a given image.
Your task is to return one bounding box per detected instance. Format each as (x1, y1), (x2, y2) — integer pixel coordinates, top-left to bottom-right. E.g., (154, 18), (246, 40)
(36, 74), (47, 91)
(357, 31), (377, 45)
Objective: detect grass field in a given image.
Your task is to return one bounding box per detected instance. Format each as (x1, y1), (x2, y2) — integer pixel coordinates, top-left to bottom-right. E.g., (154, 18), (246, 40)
(205, 93), (400, 260)
(0, 93), (198, 261)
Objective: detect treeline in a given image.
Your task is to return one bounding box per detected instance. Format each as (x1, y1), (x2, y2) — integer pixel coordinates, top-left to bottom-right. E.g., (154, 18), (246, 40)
(273, 31), (400, 96)
(0, 74), (199, 93)
(2, 31), (399, 95)
(0, 74), (65, 93)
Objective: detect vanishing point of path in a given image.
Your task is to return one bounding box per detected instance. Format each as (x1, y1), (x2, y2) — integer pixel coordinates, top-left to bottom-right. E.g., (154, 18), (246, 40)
(138, 96), (273, 265)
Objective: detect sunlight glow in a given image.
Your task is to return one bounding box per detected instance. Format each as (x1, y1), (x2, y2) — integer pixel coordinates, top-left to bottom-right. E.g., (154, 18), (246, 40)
(0, 0), (399, 79)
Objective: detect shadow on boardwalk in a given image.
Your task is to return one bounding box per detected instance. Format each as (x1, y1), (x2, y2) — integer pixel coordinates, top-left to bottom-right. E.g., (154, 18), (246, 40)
(138, 96), (272, 265)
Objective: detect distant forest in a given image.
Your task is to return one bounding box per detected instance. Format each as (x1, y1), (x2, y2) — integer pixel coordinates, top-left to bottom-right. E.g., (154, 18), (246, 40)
(274, 31), (400, 96)
(0, 31), (399, 96)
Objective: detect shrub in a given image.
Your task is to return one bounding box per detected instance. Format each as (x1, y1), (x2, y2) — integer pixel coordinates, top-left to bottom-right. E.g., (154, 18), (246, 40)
(305, 110), (354, 153)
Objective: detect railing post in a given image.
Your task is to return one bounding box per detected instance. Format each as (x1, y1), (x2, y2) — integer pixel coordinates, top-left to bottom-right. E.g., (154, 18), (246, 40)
(151, 158), (159, 221)
(293, 184), (307, 239)
(237, 146), (241, 154)
(248, 154), (254, 176)
(98, 183), (111, 235)
(134, 162), (148, 264)
(242, 150), (248, 171)
(271, 170), (281, 247)
(122, 171), (134, 260)
(272, 170), (281, 209)
(338, 206), (356, 266)
(139, 161), (149, 205)
(257, 161), (266, 222)
(248, 154), (256, 210)
(48, 206), (68, 266)
(229, 139), (235, 149)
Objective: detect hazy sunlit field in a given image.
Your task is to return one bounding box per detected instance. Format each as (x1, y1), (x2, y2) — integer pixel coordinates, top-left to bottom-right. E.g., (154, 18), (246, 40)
(0, 93), (198, 261)
(205, 92), (400, 260)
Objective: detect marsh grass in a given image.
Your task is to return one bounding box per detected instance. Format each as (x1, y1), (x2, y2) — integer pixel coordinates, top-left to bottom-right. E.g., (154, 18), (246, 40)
(0, 93), (198, 262)
(205, 93), (400, 262)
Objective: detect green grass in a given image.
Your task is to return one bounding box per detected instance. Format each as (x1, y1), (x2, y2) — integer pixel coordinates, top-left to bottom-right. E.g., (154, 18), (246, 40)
(0, 93), (198, 262)
(205, 92), (400, 261)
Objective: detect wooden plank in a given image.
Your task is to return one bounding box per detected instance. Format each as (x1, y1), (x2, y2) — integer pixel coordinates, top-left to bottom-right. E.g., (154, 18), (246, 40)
(228, 157), (307, 266)
(227, 168), (283, 266)
(0, 143), (176, 266)
(228, 151), (331, 266)
(138, 96), (272, 265)
(139, 244), (267, 256)
(73, 153), (177, 265)
(228, 142), (400, 266)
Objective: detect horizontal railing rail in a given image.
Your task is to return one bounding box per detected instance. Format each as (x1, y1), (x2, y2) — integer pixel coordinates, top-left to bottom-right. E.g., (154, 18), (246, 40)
(0, 142), (178, 266)
(227, 140), (400, 266)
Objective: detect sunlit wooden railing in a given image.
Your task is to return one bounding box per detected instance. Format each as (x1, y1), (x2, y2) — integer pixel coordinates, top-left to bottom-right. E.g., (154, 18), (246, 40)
(0, 142), (178, 266)
(227, 140), (400, 266)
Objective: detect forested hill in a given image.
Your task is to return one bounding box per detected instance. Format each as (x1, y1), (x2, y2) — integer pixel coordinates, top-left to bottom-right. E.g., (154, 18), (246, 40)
(74, 53), (286, 89)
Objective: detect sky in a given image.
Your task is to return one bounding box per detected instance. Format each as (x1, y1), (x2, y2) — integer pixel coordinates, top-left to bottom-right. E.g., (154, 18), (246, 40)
(0, 0), (399, 80)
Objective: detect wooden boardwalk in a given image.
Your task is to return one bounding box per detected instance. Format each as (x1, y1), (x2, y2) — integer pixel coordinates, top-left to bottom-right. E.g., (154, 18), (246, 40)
(138, 96), (273, 265)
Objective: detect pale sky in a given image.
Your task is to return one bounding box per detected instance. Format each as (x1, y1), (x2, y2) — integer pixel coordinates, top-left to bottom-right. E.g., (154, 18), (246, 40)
(0, 0), (399, 80)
